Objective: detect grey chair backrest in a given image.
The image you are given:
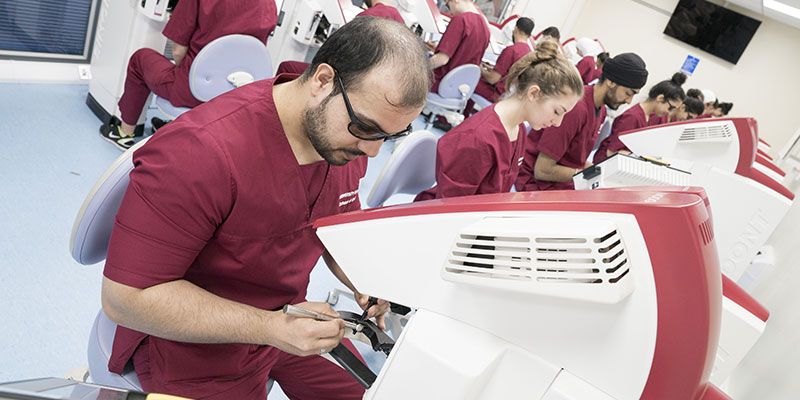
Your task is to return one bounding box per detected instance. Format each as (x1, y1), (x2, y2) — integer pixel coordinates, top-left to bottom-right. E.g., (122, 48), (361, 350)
(189, 34), (273, 101)
(366, 130), (438, 208)
(437, 64), (481, 100)
(70, 137), (151, 265)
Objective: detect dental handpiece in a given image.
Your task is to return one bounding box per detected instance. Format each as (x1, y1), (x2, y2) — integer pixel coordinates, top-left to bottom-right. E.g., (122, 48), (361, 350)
(282, 304), (363, 332)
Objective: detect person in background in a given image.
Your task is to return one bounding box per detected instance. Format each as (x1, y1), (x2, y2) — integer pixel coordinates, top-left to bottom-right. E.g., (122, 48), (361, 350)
(576, 51), (609, 85)
(429, 0), (490, 92)
(649, 93), (703, 125)
(99, 0), (278, 150)
(474, 17), (535, 103)
(686, 88), (704, 103)
(713, 101), (733, 117)
(100, 18), (432, 400)
(673, 96), (704, 121)
(538, 26), (561, 43)
(276, 9), (410, 77)
(415, 39), (583, 200)
(358, 0), (404, 24)
(515, 52), (649, 192)
(699, 88), (717, 118)
(594, 72), (687, 163)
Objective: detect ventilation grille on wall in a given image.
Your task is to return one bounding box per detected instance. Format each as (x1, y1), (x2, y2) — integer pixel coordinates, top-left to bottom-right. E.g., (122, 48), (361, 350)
(445, 230), (630, 286)
(678, 124), (734, 143)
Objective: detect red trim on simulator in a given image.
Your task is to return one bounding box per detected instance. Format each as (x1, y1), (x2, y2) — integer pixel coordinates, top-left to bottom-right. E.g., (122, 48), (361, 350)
(701, 384), (733, 400)
(757, 148), (774, 161)
(498, 14), (519, 28)
(721, 275), (770, 322)
(316, 188), (721, 400)
(739, 167), (795, 200)
(756, 154), (785, 176)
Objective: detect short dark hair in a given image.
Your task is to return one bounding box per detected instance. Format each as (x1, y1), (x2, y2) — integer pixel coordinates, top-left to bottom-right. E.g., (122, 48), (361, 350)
(717, 102), (733, 115)
(683, 97), (704, 115)
(300, 17), (432, 108)
(540, 26), (561, 42)
(597, 52), (610, 64)
(516, 17), (535, 36)
(648, 72), (687, 102)
(686, 88), (704, 102)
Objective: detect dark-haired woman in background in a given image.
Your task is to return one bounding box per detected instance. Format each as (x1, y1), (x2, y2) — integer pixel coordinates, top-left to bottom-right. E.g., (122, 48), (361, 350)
(649, 80), (705, 125)
(415, 39), (584, 200)
(713, 101), (733, 117)
(594, 72), (687, 163)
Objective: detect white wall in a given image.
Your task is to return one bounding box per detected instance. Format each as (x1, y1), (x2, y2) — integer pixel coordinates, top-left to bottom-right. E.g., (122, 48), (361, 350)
(568, 0), (800, 151)
(0, 60), (89, 84)
(512, 0), (587, 36)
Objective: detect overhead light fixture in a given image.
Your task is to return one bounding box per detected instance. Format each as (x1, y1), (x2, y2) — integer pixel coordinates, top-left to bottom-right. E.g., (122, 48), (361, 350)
(764, 0), (800, 19)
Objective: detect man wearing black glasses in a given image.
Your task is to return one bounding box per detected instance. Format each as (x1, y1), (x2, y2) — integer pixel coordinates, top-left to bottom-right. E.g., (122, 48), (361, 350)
(100, 17), (431, 400)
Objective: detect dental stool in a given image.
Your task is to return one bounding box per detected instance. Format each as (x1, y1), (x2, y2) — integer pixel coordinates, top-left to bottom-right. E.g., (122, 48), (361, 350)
(70, 138), (274, 395)
(366, 130), (437, 208)
(155, 34), (273, 119)
(424, 64), (480, 129)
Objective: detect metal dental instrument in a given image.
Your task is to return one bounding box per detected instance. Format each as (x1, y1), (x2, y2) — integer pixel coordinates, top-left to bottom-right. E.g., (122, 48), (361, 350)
(282, 304), (363, 332)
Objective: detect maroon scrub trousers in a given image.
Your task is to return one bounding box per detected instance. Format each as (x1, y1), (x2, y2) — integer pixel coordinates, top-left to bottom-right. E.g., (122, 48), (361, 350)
(117, 0), (277, 125)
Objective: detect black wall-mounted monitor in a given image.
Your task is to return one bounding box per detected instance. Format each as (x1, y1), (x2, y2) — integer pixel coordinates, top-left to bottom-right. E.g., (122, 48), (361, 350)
(664, 0), (761, 64)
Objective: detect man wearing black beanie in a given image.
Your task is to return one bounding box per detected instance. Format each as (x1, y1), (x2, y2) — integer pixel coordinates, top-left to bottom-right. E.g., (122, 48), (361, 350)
(515, 52), (648, 191)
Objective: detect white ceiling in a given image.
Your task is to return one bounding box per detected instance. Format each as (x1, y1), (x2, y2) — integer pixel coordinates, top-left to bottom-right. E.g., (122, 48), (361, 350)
(726, 0), (800, 29)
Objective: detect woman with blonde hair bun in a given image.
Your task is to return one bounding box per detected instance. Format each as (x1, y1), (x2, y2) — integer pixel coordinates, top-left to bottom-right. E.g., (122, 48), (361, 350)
(416, 39), (584, 200)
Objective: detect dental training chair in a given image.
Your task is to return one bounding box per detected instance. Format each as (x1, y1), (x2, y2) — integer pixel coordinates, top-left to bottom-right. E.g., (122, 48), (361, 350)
(366, 130), (437, 208)
(155, 34), (273, 119)
(69, 139), (274, 394)
(315, 188), (731, 399)
(425, 64), (480, 129)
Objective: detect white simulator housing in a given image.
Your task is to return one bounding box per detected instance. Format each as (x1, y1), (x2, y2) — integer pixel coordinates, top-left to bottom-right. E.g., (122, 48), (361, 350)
(316, 189), (727, 399)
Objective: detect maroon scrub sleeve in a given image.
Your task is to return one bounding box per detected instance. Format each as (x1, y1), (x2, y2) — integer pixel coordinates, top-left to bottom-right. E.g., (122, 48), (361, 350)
(536, 107), (585, 163)
(162, 0), (199, 46)
(104, 129), (234, 289)
(435, 15), (465, 58)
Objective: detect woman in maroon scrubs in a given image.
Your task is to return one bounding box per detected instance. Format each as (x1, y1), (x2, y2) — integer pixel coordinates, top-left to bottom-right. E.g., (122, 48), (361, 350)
(594, 72), (687, 163)
(415, 39), (584, 200)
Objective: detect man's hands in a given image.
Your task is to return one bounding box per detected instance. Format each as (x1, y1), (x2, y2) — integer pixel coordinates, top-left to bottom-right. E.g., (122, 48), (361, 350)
(355, 292), (390, 330)
(266, 301), (345, 357)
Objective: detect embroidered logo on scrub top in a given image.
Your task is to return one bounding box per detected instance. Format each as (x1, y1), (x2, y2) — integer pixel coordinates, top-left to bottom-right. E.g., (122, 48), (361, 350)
(338, 189), (359, 207)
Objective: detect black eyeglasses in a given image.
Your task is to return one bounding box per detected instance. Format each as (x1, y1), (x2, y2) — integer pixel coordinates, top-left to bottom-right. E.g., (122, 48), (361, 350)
(334, 71), (412, 141)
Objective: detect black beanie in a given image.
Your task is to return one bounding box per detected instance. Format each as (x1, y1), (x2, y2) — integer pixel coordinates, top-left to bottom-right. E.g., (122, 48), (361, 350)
(602, 53), (649, 89)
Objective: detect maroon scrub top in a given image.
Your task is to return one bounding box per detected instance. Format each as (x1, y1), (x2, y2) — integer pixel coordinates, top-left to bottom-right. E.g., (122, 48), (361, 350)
(515, 85), (606, 191)
(492, 41), (533, 95)
(358, 3), (405, 24)
(432, 12), (490, 92)
(475, 41), (531, 101)
(593, 103), (648, 164)
(162, 0), (277, 102)
(415, 105), (526, 200)
(103, 74), (367, 395)
(648, 113), (668, 126)
(575, 56), (597, 85)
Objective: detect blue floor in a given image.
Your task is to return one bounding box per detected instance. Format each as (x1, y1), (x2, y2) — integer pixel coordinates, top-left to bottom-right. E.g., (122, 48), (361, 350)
(0, 83), (436, 397)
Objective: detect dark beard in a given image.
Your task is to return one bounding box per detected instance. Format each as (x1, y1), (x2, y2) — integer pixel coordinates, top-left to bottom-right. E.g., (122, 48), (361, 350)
(301, 96), (365, 166)
(604, 88), (623, 110)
